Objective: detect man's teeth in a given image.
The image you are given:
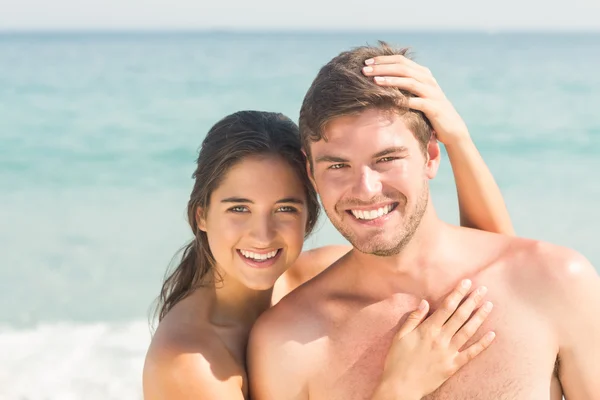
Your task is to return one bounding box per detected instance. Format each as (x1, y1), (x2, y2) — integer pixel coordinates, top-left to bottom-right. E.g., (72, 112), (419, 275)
(350, 204), (394, 220)
(239, 250), (278, 261)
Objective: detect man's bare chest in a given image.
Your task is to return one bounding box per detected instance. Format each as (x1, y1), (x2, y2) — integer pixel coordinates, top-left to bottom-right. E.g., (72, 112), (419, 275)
(307, 299), (559, 400)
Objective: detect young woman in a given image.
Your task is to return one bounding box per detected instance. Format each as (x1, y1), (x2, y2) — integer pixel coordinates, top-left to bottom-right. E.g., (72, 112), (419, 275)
(143, 60), (513, 400)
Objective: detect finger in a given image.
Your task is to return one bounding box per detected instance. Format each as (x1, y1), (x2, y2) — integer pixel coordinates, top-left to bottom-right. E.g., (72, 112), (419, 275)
(454, 331), (496, 368)
(365, 55), (432, 77)
(407, 97), (434, 115)
(365, 55), (409, 66)
(441, 286), (488, 338)
(372, 76), (434, 99)
(451, 301), (494, 350)
(423, 279), (472, 329)
(395, 300), (429, 339)
(362, 64), (432, 85)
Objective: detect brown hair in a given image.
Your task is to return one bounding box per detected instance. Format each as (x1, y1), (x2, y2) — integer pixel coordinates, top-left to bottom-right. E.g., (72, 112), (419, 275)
(299, 41), (433, 163)
(154, 111), (320, 323)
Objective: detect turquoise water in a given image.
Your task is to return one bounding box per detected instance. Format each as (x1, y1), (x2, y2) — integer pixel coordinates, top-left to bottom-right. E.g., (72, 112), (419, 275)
(1, 32), (599, 398)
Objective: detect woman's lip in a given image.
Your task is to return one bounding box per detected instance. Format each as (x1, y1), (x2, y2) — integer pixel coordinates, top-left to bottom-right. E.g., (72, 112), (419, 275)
(237, 248), (280, 255)
(236, 249), (282, 269)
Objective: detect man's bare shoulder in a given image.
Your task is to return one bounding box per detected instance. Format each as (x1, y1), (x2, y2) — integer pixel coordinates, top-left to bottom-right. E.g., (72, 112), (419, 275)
(143, 312), (245, 399)
(456, 225), (594, 283)
(248, 271), (336, 399)
(501, 237), (597, 307)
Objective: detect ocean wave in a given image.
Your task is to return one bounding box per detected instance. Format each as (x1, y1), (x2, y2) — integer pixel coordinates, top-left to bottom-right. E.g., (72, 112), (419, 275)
(0, 320), (151, 400)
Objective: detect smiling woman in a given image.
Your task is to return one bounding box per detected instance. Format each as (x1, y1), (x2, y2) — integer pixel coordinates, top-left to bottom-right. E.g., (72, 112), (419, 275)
(150, 111), (320, 323)
(142, 110), (322, 399)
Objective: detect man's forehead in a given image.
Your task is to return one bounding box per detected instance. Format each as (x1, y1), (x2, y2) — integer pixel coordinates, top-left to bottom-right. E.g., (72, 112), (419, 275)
(312, 111), (416, 154)
(326, 110), (412, 137)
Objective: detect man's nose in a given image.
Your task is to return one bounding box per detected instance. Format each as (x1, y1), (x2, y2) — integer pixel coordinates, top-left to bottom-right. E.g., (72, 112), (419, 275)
(351, 166), (383, 200)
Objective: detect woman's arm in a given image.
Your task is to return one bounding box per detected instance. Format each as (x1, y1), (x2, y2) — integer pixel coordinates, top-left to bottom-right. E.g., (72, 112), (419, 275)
(363, 55), (514, 236)
(274, 245), (351, 303)
(446, 137), (514, 235)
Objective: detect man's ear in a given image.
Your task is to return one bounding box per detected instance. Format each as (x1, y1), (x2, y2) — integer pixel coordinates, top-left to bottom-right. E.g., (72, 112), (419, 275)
(302, 149), (318, 191)
(196, 207), (207, 232)
(425, 133), (441, 180)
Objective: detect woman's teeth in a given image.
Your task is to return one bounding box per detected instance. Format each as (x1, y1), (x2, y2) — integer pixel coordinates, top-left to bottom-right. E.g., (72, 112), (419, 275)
(239, 249), (278, 261)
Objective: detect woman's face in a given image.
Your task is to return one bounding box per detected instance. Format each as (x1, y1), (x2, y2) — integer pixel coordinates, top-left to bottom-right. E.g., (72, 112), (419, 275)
(198, 154), (309, 290)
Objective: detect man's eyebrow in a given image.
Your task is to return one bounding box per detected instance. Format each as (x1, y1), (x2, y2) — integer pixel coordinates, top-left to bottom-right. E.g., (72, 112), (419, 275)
(373, 146), (409, 158)
(315, 155), (349, 163)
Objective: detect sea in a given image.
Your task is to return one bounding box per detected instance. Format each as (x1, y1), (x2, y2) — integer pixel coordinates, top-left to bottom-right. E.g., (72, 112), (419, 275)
(1, 31), (599, 399)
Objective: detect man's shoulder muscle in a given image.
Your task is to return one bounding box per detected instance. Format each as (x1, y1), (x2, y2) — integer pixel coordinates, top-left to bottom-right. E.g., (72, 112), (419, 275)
(506, 239), (595, 296)
(511, 240), (600, 399)
(248, 276), (334, 399)
(248, 301), (319, 399)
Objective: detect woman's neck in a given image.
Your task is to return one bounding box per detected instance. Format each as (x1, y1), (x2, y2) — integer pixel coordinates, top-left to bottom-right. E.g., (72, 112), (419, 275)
(208, 274), (274, 331)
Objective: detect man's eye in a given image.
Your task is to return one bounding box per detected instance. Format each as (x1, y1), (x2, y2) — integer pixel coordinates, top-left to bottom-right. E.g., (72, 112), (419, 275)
(329, 163), (347, 170)
(229, 206), (249, 213)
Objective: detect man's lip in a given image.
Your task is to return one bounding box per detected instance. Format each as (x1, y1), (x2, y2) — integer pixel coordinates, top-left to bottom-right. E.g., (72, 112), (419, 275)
(344, 202), (398, 212)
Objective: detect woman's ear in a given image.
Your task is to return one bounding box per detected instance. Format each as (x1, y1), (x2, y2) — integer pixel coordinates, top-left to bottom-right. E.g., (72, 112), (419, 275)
(196, 207), (207, 232)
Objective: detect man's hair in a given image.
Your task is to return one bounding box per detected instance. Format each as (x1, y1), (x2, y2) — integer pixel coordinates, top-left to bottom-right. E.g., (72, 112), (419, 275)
(299, 41), (433, 161)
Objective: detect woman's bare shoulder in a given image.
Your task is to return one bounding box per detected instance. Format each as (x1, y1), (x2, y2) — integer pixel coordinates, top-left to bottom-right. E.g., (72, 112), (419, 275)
(143, 312), (246, 399)
(275, 245), (351, 300)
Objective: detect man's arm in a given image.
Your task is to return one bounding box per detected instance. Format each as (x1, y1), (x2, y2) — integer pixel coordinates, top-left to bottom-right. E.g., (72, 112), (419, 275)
(550, 251), (600, 399)
(247, 309), (311, 400)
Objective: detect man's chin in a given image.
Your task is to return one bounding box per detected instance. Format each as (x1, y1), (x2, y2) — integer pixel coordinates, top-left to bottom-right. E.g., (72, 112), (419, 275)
(354, 245), (401, 257)
(347, 236), (402, 256)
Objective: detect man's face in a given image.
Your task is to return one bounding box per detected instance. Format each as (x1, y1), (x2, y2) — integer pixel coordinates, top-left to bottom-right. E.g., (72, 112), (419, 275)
(309, 108), (439, 256)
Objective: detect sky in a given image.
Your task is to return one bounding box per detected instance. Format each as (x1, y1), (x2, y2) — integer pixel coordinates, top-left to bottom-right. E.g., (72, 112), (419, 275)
(0, 0), (599, 31)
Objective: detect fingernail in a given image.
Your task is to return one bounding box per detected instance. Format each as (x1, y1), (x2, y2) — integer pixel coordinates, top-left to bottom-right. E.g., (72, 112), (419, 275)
(487, 331), (496, 340)
(419, 299), (427, 311)
(365, 58), (374, 65)
(461, 279), (472, 289)
(477, 286), (488, 296)
(373, 76), (385, 83)
(363, 66), (373, 73)
(483, 301), (493, 312)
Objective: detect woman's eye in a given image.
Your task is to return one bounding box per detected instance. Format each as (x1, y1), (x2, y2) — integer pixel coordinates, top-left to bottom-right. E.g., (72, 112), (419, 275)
(277, 206), (298, 213)
(229, 206), (249, 213)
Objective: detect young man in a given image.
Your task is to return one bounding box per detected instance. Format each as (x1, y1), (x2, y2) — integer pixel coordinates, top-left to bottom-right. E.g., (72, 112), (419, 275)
(248, 42), (600, 400)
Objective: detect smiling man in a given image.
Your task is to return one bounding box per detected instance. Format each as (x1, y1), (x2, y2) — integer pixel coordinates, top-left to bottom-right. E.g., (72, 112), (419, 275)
(247, 42), (600, 400)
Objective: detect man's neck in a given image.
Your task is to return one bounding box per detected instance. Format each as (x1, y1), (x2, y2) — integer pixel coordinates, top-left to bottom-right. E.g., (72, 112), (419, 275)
(347, 206), (466, 299)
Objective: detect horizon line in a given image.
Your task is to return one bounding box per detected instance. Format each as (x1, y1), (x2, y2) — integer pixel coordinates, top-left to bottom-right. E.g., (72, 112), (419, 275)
(1, 27), (600, 35)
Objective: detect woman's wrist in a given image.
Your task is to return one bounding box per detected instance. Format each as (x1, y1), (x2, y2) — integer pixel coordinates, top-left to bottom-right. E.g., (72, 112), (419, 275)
(371, 377), (422, 400)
